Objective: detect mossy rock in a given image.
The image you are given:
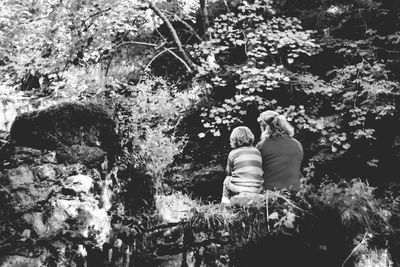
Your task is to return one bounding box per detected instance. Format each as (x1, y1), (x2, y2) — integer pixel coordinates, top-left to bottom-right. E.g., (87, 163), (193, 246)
(9, 101), (119, 153)
(56, 144), (107, 167)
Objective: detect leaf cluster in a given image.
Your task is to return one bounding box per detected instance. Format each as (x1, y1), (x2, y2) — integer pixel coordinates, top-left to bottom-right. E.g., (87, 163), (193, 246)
(191, 0), (320, 138)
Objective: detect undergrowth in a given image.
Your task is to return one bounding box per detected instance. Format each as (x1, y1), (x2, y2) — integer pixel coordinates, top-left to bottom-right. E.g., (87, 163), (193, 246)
(110, 178), (397, 266)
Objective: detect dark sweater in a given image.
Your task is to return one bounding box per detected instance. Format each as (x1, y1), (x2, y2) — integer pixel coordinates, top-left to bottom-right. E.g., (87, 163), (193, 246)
(256, 135), (303, 191)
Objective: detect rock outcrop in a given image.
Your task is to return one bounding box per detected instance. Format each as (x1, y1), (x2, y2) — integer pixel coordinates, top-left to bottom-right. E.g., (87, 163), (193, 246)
(0, 101), (118, 266)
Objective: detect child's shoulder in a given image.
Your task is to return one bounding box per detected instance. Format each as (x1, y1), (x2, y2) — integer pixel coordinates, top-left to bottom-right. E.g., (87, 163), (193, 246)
(231, 146), (260, 155)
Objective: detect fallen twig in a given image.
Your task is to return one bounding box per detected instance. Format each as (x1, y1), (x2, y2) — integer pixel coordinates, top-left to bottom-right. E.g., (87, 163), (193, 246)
(0, 233), (17, 247)
(144, 221), (184, 233)
(341, 232), (369, 267)
(268, 190), (312, 215)
(266, 190), (270, 232)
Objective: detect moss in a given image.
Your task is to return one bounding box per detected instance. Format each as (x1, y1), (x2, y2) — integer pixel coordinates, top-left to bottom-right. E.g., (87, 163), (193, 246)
(9, 101), (119, 153)
(56, 145), (107, 167)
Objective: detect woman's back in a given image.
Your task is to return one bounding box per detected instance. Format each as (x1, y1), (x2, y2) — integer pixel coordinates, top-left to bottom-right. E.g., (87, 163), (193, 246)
(256, 135), (303, 191)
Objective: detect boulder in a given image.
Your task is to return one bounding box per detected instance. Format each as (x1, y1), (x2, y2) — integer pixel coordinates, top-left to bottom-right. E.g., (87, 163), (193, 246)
(0, 253), (50, 267)
(9, 101), (118, 153)
(23, 189), (111, 246)
(1, 164), (59, 213)
(2, 146), (57, 168)
(1, 160), (111, 246)
(63, 174), (94, 194)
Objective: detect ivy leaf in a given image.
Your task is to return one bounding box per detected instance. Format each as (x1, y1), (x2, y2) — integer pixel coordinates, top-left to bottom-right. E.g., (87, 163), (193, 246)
(342, 143), (351, 149)
(269, 212), (279, 220)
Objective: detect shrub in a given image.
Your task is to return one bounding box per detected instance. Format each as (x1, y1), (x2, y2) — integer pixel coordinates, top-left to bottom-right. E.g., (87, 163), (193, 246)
(103, 76), (201, 214)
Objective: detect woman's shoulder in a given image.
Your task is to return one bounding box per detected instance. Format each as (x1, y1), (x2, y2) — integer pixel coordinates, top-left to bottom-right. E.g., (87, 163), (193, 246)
(255, 139), (265, 150)
(257, 135), (302, 147)
(291, 137), (303, 151)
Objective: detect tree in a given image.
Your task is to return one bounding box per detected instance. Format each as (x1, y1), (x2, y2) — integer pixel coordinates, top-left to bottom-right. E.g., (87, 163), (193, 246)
(0, 0), (202, 93)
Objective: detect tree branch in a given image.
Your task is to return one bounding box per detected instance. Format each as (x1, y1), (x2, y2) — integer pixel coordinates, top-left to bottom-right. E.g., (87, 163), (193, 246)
(144, 48), (173, 70)
(105, 41), (161, 76)
(164, 11), (202, 42)
(114, 41), (159, 49)
(174, 16), (202, 42)
(374, 46), (400, 55)
(145, 47), (192, 72)
(82, 7), (112, 31)
(146, 1), (197, 73)
(87, 7), (112, 20)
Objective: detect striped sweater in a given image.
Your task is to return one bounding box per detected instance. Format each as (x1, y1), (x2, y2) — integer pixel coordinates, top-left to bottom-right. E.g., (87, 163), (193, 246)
(226, 146), (264, 189)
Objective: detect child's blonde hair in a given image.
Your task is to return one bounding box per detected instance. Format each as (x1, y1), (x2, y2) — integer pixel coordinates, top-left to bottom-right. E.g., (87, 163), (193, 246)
(230, 126), (255, 148)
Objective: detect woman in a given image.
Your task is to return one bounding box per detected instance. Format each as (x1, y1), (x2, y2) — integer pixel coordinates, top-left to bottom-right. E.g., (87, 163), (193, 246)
(256, 110), (303, 191)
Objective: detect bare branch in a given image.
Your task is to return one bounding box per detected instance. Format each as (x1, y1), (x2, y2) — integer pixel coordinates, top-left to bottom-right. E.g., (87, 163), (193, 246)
(105, 41), (160, 76)
(341, 232), (369, 267)
(87, 7), (112, 20)
(268, 190), (312, 215)
(82, 7), (112, 31)
(145, 47), (192, 72)
(164, 11), (202, 42)
(115, 41), (159, 49)
(146, 1), (197, 73)
(144, 48), (174, 70)
(174, 16), (202, 42)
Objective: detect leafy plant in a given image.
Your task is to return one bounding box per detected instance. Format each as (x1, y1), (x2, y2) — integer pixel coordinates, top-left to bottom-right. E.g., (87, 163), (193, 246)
(189, 0), (320, 138)
(109, 76), (198, 194)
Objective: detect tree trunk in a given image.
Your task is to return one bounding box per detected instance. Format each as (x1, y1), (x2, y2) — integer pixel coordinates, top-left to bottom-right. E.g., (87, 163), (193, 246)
(199, 0), (210, 38)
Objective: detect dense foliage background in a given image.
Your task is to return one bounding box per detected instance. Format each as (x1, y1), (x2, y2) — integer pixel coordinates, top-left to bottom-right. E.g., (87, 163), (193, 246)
(1, 0), (400, 266)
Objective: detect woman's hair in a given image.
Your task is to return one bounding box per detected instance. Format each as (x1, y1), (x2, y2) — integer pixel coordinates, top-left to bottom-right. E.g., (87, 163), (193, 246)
(257, 110), (294, 139)
(230, 126), (255, 148)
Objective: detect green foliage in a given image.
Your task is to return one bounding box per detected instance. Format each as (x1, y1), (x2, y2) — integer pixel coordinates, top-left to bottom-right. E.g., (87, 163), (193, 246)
(0, 0), (152, 91)
(288, 36), (400, 171)
(190, 0), (320, 138)
(306, 179), (391, 233)
(158, 178), (392, 244)
(355, 248), (393, 267)
(171, 0), (400, 185)
(2, 0), (400, 263)
(110, 77), (196, 191)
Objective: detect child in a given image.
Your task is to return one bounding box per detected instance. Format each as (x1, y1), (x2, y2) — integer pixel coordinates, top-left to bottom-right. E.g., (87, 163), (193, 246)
(221, 126), (264, 205)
